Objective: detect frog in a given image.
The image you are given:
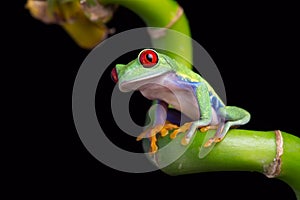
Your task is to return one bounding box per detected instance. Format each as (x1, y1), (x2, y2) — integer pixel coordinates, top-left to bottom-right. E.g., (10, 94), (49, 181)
(111, 48), (250, 158)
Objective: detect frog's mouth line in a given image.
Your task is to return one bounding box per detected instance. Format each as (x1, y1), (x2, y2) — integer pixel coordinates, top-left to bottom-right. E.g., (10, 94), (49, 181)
(119, 72), (170, 92)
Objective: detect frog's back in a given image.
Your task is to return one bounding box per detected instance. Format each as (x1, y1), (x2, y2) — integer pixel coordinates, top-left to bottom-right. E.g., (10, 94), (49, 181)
(173, 59), (226, 108)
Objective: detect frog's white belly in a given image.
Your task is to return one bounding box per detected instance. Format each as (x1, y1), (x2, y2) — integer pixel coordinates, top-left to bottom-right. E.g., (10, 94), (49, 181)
(138, 73), (220, 125)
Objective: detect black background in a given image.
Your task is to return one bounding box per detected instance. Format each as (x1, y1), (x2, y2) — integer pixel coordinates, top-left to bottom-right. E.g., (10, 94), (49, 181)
(8, 1), (299, 199)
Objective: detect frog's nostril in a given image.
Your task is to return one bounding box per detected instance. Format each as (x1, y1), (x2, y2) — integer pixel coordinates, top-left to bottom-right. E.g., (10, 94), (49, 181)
(111, 67), (118, 83)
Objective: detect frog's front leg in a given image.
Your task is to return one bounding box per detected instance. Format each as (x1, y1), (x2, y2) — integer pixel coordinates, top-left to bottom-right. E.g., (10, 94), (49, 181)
(136, 100), (178, 153)
(170, 83), (213, 145)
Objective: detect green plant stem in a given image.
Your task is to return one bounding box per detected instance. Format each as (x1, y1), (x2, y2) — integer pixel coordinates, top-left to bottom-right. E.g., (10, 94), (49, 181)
(99, 0), (192, 68)
(147, 129), (300, 199)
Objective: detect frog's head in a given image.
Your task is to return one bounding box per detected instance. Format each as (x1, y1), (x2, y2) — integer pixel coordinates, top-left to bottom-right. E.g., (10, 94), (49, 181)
(111, 49), (174, 92)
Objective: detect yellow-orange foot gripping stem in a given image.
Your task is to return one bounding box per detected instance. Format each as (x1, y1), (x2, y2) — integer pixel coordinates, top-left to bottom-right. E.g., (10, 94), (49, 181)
(137, 122), (220, 153)
(136, 122), (178, 153)
(171, 124), (219, 146)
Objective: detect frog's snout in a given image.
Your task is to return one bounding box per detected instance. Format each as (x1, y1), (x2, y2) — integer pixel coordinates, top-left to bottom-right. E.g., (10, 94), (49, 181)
(111, 67), (118, 83)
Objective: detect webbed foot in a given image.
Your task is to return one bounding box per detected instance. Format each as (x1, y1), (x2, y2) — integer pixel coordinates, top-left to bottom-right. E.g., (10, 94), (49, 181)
(204, 137), (222, 147)
(169, 122), (192, 139)
(136, 121), (178, 153)
(200, 125), (219, 132)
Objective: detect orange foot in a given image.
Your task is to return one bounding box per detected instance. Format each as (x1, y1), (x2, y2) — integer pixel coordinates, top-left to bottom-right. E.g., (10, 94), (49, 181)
(204, 137), (222, 147)
(200, 125), (219, 132)
(169, 122), (192, 140)
(136, 121), (178, 153)
(200, 125), (220, 147)
(170, 124), (220, 146)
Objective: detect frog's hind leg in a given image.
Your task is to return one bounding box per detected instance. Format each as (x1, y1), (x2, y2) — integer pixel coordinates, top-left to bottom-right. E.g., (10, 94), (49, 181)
(199, 106), (250, 159)
(198, 121), (225, 158)
(208, 106), (250, 145)
(202, 121), (225, 147)
(200, 125), (219, 133)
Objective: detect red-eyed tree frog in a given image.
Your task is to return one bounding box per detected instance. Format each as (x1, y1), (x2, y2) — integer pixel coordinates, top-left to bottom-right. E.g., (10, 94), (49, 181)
(111, 49), (250, 158)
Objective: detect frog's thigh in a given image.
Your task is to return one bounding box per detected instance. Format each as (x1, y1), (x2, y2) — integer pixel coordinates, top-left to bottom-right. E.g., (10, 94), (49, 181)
(219, 106), (250, 121)
(216, 106), (250, 139)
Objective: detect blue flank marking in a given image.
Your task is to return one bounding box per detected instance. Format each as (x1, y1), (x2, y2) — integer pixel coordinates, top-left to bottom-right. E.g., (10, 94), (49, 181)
(175, 74), (224, 111)
(174, 75), (200, 90)
(209, 92), (223, 111)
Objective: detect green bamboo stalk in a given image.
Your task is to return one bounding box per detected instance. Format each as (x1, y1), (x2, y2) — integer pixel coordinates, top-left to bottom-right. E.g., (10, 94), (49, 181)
(143, 129), (300, 199)
(99, 0), (193, 68)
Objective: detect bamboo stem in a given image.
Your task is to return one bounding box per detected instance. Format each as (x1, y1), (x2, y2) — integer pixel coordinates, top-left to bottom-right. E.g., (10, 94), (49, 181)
(99, 0), (192, 68)
(143, 129), (300, 199)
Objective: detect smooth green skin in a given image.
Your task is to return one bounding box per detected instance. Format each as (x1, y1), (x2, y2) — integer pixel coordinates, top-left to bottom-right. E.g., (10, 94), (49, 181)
(115, 49), (250, 158)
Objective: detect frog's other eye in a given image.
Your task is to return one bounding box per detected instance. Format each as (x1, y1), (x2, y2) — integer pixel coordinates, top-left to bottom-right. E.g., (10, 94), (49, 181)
(138, 49), (159, 68)
(111, 67), (118, 83)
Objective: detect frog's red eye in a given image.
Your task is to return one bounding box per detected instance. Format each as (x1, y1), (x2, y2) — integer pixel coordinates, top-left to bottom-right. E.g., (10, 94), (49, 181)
(111, 67), (118, 83)
(138, 49), (158, 68)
